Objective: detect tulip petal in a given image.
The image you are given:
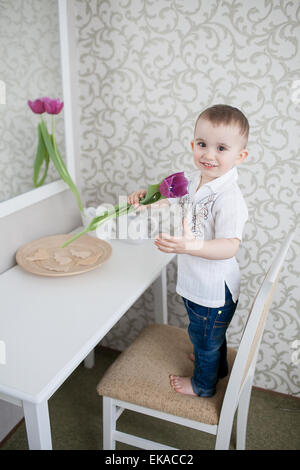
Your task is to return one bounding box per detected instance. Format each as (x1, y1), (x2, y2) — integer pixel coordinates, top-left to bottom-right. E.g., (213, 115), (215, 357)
(159, 171), (188, 198)
(28, 99), (45, 114)
(43, 97), (64, 114)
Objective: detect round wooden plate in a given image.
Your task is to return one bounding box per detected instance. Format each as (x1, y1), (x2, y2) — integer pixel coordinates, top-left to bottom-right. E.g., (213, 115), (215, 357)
(16, 234), (112, 277)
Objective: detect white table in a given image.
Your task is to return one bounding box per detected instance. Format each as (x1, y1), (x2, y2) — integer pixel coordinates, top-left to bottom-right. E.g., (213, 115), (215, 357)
(0, 237), (175, 449)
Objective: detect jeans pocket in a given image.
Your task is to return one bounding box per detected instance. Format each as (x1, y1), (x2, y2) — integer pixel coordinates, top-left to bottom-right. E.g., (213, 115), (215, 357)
(184, 298), (209, 322)
(212, 320), (230, 340)
(211, 303), (237, 340)
(183, 298), (209, 337)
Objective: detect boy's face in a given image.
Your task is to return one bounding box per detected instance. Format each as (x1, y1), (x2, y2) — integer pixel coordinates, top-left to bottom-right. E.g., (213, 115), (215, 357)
(191, 118), (248, 181)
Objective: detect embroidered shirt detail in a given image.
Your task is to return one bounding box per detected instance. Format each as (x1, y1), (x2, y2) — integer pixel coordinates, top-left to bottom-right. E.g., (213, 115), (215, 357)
(179, 192), (217, 239)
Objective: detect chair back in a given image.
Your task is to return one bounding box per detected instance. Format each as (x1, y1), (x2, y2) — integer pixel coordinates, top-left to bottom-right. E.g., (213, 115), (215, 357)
(220, 231), (295, 418)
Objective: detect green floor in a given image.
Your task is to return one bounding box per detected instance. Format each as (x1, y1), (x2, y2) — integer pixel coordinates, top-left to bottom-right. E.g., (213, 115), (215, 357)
(1, 346), (299, 450)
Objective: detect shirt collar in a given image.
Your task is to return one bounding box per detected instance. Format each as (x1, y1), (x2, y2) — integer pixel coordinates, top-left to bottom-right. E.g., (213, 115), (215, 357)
(190, 166), (239, 203)
(204, 166), (238, 193)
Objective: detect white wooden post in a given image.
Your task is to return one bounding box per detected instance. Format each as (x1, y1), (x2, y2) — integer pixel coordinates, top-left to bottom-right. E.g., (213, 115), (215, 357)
(152, 267), (168, 324)
(103, 397), (116, 450)
(23, 400), (52, 450)
(236, 375), (253, 450)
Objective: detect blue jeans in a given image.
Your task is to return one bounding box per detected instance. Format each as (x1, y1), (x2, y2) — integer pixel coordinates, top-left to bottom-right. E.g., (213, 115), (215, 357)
(182, 284), (238, 397)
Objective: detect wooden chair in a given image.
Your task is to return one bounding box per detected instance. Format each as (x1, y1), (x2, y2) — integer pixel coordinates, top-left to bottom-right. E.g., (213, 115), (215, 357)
(97, 232), (294, 450)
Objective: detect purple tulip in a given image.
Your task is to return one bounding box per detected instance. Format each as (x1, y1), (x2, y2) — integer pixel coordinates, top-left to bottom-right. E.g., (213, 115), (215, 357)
(28, 98), (46, 114)
(43, 97), (64, 115)
(28, 97), (64, 115)
(159, 172), (188, 198)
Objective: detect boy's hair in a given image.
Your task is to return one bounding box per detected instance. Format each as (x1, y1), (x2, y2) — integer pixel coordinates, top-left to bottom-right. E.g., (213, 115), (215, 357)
(195, 104), (249, 146)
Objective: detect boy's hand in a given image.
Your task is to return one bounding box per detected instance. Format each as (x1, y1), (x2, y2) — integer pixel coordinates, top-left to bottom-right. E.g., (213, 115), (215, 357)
(154, 219), (203, 254)
(127, 189), (147, 209)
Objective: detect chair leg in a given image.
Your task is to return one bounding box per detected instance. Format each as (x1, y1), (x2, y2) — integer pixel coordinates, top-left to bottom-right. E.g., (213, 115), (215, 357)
(215, 406), (235, 450)
(215, 423), (232, 450)
(236, 378), (252, 450)
(103, 396), (116, 450)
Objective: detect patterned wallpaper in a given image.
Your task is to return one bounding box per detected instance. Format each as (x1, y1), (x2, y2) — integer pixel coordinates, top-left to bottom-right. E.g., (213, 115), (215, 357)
(74, 0), (300, 395)
(0, 0), (65, 202)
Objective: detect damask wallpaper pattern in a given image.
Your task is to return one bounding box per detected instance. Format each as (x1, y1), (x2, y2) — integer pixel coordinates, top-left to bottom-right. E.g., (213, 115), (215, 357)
(74, 0), (299, 394)
(0, 0), (65, 202)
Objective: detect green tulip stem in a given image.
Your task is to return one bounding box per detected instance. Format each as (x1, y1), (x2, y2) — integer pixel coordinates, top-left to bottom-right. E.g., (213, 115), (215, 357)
(51, 116), (68, 180)
(61, 202), (137, 248)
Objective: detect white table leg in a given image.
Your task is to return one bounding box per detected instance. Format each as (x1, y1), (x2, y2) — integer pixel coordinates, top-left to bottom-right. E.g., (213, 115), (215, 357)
(152, 266), (168, 324)
(84, 349), (95, 368)
(23, 400), (52, 450)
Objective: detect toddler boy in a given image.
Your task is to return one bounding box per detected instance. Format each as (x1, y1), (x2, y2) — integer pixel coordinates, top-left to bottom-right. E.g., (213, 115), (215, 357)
(128, 104), (249, 397)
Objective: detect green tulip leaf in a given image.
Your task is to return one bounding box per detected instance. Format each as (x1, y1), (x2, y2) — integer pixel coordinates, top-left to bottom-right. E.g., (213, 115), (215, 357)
(33, 122), (50, 187)
(140, 183), (166, 205)
(39, 119), (84, 214)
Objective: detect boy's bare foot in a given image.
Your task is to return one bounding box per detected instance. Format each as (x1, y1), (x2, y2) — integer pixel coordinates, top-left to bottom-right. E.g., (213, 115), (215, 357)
(169, 375), (197, 397)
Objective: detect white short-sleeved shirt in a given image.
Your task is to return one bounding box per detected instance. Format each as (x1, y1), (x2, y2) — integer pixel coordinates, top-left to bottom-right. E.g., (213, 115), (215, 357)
(168, 166), (248, 308)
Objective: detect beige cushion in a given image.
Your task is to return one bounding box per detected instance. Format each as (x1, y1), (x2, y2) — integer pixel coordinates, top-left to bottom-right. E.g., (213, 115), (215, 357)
(97, 324), (236, 426)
